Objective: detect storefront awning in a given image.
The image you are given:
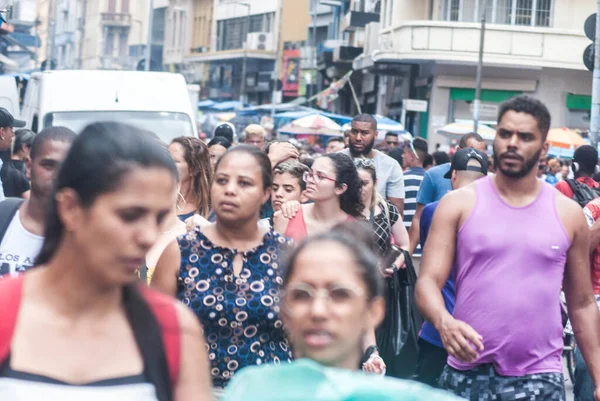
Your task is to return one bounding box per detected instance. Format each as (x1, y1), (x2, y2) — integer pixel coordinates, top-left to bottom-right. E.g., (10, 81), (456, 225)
(0, 53), (18, 69)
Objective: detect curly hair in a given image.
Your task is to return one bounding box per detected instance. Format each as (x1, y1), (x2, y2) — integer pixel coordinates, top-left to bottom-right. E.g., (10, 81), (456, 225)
(171, 136), (212, 218)
(498, 95), (551, 140)
(323, 153), (364, 218)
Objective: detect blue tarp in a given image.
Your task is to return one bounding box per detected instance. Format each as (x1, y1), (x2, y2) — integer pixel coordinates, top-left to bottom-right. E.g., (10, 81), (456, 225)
(198, 100), (216, 109)
(274, 110), (352, 126)
(209, 101), (248, 112)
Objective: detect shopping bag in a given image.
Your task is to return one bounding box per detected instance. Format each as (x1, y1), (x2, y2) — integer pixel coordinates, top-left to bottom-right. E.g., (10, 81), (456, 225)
(375, 249), (423, 379)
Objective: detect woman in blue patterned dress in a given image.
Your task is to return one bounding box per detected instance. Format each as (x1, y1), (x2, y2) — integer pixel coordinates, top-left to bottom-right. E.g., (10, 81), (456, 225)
(152, 145), (293, 397)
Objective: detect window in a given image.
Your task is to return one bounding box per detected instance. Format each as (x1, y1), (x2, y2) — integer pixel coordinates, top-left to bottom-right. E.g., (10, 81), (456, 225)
(216, 13), (274, 51)
(443, 0), (552, 27)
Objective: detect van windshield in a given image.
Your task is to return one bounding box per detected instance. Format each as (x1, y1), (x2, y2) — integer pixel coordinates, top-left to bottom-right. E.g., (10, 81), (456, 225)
(43, 111), (195, 143)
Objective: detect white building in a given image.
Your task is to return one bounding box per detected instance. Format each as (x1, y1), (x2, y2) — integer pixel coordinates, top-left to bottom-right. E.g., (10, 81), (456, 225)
(355, 0), (595, 145)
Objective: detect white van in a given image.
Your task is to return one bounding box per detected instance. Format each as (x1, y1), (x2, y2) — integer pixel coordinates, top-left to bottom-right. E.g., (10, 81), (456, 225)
(0, 76), (21, 119)
(21, 70), (197, 142)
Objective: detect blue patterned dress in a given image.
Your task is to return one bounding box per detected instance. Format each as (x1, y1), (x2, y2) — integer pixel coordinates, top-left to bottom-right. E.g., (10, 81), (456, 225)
(177, 228), (293, 388)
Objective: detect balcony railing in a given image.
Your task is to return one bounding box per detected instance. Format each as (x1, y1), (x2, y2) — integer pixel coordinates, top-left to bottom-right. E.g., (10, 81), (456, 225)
(363, 21), (589, 71)
(101, 13), (132, 27)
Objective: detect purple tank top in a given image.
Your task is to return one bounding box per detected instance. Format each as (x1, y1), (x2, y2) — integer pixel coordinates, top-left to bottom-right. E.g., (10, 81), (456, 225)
(448, 176), (570, 376)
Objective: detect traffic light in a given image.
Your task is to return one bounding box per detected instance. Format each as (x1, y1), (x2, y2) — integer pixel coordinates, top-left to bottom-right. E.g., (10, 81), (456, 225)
(584, 13), (596, 72)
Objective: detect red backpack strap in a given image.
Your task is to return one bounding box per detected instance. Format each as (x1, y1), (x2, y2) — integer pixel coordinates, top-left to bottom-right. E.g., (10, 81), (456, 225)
(0, 275), (25, 365)
(140, 287), (181, 386)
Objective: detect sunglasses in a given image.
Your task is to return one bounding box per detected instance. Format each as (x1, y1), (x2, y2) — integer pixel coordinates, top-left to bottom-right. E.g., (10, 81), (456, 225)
(354, 158), (375, 169)
(404, 139), (420, 160)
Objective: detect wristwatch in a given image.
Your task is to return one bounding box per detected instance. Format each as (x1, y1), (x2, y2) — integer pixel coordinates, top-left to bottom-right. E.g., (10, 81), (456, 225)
(364, 345), (379, 359)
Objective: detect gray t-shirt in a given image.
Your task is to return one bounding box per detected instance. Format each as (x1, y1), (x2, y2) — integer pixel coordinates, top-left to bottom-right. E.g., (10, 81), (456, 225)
(341, 149), (405, 199)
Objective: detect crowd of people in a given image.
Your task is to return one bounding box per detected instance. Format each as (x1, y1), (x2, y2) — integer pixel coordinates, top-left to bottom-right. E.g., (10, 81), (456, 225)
(0, 95), (600, 401)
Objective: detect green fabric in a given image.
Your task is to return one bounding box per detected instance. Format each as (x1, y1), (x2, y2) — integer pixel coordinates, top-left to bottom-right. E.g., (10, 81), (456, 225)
(221, 359), (464, 401)
(566, 94), (592, 110)
(450, 88), (522, 103)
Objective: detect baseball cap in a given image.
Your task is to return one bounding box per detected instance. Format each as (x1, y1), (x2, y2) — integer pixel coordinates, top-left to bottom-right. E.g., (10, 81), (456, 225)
(0, 108), (26, 129)
(213, 122), (236, 143)
(444, 148), (489, 179)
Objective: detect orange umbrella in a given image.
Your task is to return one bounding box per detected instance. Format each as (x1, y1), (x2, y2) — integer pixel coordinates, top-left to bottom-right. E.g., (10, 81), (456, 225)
(547, 128), (586, 149)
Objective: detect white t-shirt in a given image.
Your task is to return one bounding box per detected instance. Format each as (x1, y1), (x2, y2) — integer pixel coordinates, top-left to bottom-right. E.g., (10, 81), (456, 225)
(341, 149), (405, 199)
(0, 211), (44, 277)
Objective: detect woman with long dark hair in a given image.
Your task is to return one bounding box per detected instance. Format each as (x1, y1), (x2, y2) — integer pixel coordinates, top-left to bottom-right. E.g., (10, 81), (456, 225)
(273, 153), (363, 241)
(152, 145), (293, 398)
(169, 136), (212, 221)
(0, 123), (211, 401)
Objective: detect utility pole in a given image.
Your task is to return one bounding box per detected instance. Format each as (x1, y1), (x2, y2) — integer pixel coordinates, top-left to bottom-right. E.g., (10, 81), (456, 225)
(78, 0), (87, 68)
(239, 3), (251, 103)
(271, 0), (284, 118)
(591, 0), (600, 148)
(309, 0), (317, 103)
(144, 0), (154, 71)
(473, 6), (486, 133)
(46, 0), (55, 69)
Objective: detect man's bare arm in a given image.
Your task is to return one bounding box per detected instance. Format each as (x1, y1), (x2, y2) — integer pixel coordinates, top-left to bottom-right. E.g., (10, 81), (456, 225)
(416, 193), (460, 328)
(563, 199), (600, 389)
(387, 197), (404, 219)
(408, 203), (425, 255)
(590, 218), (600, 251)
(416, 189), (483, 362)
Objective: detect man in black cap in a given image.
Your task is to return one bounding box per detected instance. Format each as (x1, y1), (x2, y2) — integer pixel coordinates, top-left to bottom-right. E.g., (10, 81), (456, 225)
(0, 108), (27, 200)
(414, 147), (488, 388)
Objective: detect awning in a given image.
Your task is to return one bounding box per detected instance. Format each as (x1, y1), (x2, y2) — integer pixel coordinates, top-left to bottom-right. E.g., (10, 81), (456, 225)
(0, 53), (18, 69)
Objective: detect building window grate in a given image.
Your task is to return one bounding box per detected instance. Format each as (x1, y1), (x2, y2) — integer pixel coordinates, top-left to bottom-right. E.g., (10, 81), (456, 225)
(443, 0), (552, 27)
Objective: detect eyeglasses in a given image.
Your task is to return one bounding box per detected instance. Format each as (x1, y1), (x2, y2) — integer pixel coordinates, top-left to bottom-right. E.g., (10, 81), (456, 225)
(303, 170), (336, 184)
(405, 139), (420, 160)
(283, 282), (365, 315)
(354, 158), (375, 169)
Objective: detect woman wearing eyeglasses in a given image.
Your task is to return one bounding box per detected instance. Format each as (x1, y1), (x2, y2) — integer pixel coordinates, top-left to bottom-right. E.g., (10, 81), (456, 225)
(273, 153), (363, 242)
(355, 158), (409, 275)
(220, 223), (462, 401)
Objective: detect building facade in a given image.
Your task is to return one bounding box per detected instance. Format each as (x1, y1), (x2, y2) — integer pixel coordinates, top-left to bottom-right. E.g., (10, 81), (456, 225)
(354, 0), (595, 145)
(36, 0), (155, 71)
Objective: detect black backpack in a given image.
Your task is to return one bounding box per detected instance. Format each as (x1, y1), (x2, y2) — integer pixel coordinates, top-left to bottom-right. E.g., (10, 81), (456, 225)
(565, 179), (600, 208)
(0, 198), (24, 243)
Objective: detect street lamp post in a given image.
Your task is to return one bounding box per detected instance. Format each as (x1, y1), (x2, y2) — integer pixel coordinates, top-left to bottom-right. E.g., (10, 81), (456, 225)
(271, 0), (284, 118)
(473, 5), (486, 133)
(144, 0), (154, 71)
(238, 2), (251, 104)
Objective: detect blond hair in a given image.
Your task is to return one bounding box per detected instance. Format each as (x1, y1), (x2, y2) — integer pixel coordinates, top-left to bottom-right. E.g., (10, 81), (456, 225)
(244, 124), (266, 139)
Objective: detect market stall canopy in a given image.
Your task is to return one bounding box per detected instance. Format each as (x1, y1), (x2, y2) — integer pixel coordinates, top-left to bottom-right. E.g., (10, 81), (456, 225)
(546, 128), (586, 149)
(279, 114), (343, 136)
(198, 100), (216, 109)
(546, 128), (586, 158)
(208, 101), (248, 112)
(436, 122), (496, 143)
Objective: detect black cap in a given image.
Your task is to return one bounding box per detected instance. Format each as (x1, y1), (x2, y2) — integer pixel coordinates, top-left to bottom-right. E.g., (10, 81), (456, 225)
(213, 122), (236, 143)
(0, 108), (26, 129)
(444, 148), (489, 179)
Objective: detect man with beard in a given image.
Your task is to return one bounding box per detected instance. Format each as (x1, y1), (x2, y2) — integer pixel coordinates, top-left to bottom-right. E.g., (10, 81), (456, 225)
(416, 95), (600, 400)
(341, 114), (405, 214)
(0, 127), (76, 277)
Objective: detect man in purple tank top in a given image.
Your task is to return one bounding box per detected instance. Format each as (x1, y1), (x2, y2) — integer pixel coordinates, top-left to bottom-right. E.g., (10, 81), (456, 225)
(416, 95), (600, 401)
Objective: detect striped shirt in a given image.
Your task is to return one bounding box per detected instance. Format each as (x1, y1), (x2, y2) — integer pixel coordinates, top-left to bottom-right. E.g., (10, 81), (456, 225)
(403, 167), (426, 256)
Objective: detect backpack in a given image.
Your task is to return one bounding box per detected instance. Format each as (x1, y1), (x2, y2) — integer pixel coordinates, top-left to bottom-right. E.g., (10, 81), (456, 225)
(565, 179), (600, 208)
(0, 276), (180, 401)
(0, 198), (24, 244)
